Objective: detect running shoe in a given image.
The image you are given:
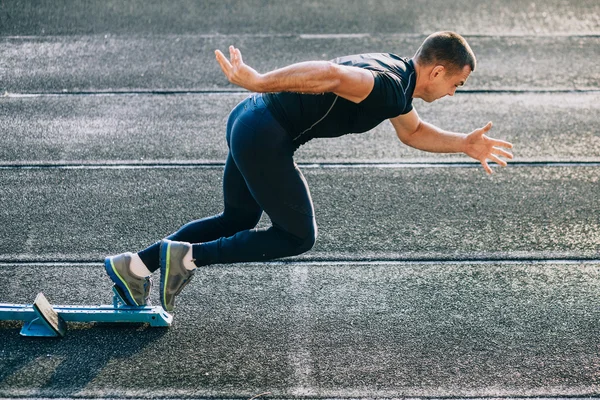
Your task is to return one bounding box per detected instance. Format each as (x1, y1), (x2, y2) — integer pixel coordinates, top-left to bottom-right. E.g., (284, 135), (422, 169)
(104, 252), (152, 306)
(159, 239), (195, 312)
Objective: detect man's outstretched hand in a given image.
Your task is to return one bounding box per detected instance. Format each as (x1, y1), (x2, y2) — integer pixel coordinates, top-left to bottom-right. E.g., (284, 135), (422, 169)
(215, 46), (263, 91)
(464, 122), (514, 174)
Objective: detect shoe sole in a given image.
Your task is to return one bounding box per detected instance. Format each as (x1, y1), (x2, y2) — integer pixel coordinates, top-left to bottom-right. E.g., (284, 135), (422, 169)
(160, 239), (195, 312)
(159, 240), (171, 312)
(104, 256), (140, 306)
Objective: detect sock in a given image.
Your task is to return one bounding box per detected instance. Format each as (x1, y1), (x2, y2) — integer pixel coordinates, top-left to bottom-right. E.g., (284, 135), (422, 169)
(130, 252), (152, 277)
(183, 246), (197, 271)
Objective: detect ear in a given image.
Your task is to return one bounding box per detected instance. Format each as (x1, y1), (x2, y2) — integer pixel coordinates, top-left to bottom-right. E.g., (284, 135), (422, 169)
(429, 65), (446, 80)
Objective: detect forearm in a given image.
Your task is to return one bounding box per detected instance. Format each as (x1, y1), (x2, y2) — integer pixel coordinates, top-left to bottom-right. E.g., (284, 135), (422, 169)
(256, 61), (341, 94)
(404, 120), (468, 154)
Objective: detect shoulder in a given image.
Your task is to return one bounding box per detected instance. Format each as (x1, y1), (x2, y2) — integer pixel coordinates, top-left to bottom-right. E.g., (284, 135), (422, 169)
(359, 58), (416, 115)
(335, 54), (414, 90)
(332, 53), (408, 71)
(362, 55), (414, 98)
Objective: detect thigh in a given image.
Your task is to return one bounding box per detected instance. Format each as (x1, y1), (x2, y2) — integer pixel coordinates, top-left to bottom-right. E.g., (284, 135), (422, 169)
(223, 95), (263, 215)
(222, 151), (262, 217)
(241, 153), (315, 239)
(229, 102), (316, 239)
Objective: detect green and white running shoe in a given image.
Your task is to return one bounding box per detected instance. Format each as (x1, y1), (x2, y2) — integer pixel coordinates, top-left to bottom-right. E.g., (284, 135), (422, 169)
(104, 252), (152, 306)
(159, 239), (195, 312)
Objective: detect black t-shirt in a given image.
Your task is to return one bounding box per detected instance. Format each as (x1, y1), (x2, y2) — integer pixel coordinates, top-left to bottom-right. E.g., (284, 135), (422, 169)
(262, 53), (416, 148)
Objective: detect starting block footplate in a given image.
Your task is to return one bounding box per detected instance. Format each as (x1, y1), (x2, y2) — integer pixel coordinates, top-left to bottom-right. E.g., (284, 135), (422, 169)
(0, 288), (172, 338)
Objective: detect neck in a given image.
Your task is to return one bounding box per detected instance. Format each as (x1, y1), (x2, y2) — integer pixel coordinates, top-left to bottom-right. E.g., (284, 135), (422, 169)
(411, 59), (428, 100)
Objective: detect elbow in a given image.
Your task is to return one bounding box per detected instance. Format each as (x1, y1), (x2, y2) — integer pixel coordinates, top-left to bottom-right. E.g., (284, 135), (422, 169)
(398, 132), (412, 146)
(398, 121), (422, 147)
(327, 63), (343, 92)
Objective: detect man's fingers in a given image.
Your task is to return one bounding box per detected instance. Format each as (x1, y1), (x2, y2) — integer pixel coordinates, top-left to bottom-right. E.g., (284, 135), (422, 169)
(481, 159), (492, 174)
(229, 45), (236, 62)
(214, 49), (224, 63)
(492, 138), (513, 149)
(215, 49), (229, 64)
(493, 147), (514, 159)
(472, 122), (492, 138)
(235, 47), (244, 64)
(472, 121), (493, 138)
(215, 56), (228, 74)
(229, 45), (244, 66)
(489, 154), (507, 167)
(215, 49), (233, 72)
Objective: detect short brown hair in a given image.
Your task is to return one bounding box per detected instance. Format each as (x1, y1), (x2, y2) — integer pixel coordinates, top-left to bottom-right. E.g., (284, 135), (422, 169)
(414, 31), (476, 73)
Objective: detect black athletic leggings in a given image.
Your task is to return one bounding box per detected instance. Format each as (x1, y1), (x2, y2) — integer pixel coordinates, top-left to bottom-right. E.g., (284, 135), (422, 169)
(138, 94), (317, 271)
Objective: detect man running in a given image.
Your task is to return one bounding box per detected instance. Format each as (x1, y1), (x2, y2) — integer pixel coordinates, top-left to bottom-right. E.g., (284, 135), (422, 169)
(105, 31), (513, 312)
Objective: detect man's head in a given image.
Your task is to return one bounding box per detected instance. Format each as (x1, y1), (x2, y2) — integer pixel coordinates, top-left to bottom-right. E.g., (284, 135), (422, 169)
(412, 31), (476, 102)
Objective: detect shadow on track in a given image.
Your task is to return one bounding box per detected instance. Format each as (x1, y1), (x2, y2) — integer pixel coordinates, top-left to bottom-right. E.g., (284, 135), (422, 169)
(0, 323), (167, 397)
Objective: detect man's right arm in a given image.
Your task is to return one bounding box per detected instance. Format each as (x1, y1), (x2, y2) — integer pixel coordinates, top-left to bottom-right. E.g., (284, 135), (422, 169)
(215, 45), (374, 103)
(390, 109), (513, 174)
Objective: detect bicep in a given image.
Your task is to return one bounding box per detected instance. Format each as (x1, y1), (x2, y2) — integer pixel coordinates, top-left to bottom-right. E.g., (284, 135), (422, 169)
(389, 108), (421, 144)
(332, 65), (375, 103)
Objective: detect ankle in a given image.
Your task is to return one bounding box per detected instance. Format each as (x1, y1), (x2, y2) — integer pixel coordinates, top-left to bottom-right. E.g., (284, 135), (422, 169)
(182, 246), (197, 271)
(129, 252), (152, 277)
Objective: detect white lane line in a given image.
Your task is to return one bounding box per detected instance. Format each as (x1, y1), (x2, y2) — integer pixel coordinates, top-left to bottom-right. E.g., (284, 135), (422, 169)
(299, 33), (371, 39)
(2, 259), (599, 268)
(288, 265), (316, 397)
(3, 32), (600, 40)
(4, 89), (600, 98)
(1, 162), (599, 170)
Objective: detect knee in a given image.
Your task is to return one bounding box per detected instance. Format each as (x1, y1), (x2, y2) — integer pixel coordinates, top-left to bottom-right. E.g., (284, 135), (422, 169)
(297, 229), (317, 254)
(220, 206), (262, 234)
(288, 220), (318, 255)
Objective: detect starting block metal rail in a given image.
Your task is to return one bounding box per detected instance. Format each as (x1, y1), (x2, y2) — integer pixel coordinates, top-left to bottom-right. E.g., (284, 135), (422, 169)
(0, 287), (172, 337)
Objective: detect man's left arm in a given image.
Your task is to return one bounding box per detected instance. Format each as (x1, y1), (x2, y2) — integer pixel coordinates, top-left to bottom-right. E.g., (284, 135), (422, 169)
(215, 45), (374, 103)
(390, 109), (513, 174)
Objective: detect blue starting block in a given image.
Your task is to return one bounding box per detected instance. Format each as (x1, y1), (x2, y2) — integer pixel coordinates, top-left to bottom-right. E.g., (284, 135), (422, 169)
(0, 287), (172, 337)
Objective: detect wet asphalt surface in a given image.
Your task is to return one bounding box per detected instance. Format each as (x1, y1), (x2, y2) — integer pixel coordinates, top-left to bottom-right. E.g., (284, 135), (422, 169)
(0, 1), (599, 399)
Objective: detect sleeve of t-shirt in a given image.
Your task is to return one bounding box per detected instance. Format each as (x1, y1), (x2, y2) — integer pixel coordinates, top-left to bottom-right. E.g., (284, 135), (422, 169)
(359, 70), (412, 115)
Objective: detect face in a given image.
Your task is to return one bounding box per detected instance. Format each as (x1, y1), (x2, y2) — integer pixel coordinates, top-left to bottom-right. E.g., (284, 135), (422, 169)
(422, 65), (471, 102)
